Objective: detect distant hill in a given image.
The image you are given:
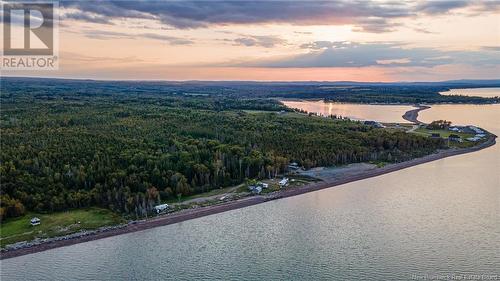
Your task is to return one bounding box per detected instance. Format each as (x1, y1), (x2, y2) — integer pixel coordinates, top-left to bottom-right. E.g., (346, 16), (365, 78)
(2, 77), (499, 104)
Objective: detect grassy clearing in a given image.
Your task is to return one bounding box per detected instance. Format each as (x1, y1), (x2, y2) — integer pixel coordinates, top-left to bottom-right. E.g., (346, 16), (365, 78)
(163, 184), (243, 204)
(412, 128), (474, 139)
(410, 127), (489, 148)
(0, 207), (124, 247)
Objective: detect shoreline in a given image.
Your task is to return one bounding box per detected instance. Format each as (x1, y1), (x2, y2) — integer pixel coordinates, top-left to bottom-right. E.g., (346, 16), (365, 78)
(1, 134), (496, 260)
(402, 105), (430, 124)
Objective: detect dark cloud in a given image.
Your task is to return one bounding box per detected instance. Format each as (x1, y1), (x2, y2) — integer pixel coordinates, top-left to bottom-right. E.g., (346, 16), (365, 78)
(352, 17), (402, 33)
(415, 0), (469, 14)
(61, 1), (500, 34)
(64, 11), (114, 25)
(62, 1), (413, 33)
(83, 30), (194, 45)
(233, 35), (286, 48)
(235, 41), (500, 68)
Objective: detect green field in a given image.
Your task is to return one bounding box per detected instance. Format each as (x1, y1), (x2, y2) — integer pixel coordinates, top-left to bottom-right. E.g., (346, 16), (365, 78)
(0, 208), (124, 247)
(163, 184), (243, 203)
(411, 127), (474, 139)
(409, 127), (486, 148)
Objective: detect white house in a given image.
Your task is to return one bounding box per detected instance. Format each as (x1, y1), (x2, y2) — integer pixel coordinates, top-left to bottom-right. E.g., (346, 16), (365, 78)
(279, 178), (289, 187)
(154, 204), (169, 214)
(30, 217), (41, 226)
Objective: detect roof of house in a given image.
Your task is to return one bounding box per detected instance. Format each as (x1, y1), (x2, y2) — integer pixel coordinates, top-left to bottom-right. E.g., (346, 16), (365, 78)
(279, 178), (289, 185)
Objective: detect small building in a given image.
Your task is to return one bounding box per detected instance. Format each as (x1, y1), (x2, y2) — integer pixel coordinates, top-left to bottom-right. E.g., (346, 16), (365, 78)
(154, 204), (169, 214)
(30, 217), (41, 226)
(448, 134), (461, 142)
(279, 178), (289, 187)
(430, 133), (441, 139)
(288, 162), (300, 170)
(261, 183), (269, 189)
(248, 185), (262, 194)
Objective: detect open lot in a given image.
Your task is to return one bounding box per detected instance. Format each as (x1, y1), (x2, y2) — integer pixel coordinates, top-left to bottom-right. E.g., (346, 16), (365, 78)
(1, 208), (124, 247)
(411, 127), (475, 139)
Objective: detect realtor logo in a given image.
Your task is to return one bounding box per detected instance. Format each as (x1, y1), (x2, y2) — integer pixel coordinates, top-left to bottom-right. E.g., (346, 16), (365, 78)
(2, 2), (59, 69)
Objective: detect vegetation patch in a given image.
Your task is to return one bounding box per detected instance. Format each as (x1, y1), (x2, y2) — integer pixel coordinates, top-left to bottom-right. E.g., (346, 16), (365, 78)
(0, 208), (124, 247)
(412, 128), (474, 139)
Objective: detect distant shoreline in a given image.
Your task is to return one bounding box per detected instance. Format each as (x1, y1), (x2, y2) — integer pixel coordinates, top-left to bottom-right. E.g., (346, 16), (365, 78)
(1, 131), (496, 260)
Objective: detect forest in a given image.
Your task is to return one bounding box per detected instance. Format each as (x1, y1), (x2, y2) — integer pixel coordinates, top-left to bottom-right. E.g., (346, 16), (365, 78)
(1, 78), (449, 219)
(2, 77), (499, 104)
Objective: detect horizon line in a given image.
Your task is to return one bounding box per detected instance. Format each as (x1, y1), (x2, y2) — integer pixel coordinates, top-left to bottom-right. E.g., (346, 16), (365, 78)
(3, 75), (500, 84)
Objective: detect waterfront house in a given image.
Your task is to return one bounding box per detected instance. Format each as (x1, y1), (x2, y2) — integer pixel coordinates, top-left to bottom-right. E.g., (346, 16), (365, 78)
(254, 186), (262, 194)
(154, 204), (169, 214)
(31, 217), (41, 226)
(248, 185), (262, 194)
(279, 178), (289, 187)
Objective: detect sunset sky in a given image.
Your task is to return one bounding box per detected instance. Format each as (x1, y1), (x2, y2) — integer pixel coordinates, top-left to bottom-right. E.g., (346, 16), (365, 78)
(2, 0), (500, 81)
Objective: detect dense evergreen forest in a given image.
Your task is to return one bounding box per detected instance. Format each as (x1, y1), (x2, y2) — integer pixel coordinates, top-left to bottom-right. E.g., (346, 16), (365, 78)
(0, 78), (461, 219)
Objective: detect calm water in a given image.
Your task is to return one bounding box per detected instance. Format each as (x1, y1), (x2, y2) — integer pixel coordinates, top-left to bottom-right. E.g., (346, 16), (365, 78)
(2, 97), (499, 280)
(440, 87), (500, 98)
(282, 100), (414, 123)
